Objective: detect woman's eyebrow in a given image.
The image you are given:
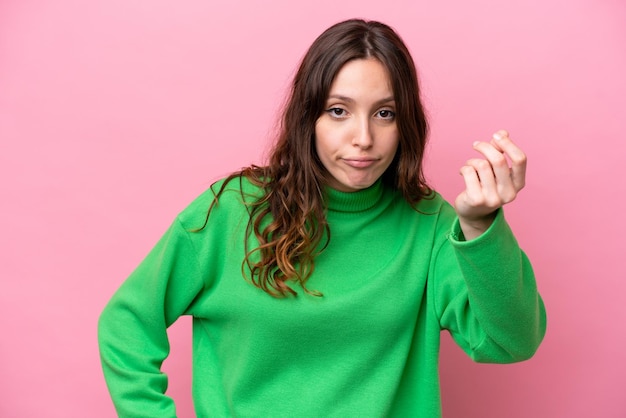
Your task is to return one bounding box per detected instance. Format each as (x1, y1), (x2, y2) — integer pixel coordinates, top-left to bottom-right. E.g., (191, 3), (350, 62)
(326, 94), (395, 106)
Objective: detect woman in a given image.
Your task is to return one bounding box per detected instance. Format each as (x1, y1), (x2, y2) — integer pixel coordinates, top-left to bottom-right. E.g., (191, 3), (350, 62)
(98, 19), (546, 417)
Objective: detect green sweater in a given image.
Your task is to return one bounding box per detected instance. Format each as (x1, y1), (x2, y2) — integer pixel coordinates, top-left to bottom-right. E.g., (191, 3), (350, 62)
(98, 178), (546, 417)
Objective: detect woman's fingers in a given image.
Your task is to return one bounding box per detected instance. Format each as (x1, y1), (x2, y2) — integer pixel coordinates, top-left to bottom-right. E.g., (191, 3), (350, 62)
(490, 130), (527, 191)
(463, 158), (502, 206)
(458, 163), (482, 204)
(455, 130), (527, 237)
(471, 131), (526, 203)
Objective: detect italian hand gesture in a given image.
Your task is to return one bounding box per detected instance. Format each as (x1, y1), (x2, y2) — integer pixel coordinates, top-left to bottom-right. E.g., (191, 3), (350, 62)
(454, 130), (527, 240)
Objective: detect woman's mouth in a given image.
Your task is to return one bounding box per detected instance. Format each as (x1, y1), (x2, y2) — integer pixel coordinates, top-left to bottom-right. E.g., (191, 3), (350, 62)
(342, 158), (378, 168)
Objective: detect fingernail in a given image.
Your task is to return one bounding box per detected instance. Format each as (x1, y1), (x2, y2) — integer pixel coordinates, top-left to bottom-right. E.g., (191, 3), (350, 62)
(493, 133), (502, 141)
(473, 141), (480, 147)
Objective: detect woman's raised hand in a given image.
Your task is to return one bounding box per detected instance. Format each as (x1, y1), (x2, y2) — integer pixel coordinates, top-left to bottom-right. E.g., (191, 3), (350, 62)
(454, 130), (527, 240)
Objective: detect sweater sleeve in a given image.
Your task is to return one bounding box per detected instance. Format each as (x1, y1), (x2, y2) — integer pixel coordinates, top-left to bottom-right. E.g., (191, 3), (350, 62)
(98, 218), (205, 417)
(431, 208), (547, 363)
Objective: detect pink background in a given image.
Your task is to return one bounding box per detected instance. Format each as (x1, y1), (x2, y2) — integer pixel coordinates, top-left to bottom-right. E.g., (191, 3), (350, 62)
(1, 0), (625, 417)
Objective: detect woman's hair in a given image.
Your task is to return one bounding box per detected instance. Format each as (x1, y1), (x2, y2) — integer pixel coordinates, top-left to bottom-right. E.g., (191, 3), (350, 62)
(205, 19), (430, 297)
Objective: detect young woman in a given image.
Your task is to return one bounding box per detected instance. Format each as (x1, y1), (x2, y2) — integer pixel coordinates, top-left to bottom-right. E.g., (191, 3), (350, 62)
(98, 19), (546, 417)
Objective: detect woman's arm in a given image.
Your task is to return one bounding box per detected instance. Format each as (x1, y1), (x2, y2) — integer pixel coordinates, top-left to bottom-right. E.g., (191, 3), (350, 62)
(431, 131), (546, 362)
(98, 219), (204, 418)
(432, 208), (547, 363)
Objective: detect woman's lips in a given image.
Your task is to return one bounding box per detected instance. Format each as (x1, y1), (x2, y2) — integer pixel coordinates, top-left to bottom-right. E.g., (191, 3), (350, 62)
(342, 158), (377, 168)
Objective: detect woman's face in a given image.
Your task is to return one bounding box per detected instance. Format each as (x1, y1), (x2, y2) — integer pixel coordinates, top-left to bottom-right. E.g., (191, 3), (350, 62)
(315, 58), (399, 192)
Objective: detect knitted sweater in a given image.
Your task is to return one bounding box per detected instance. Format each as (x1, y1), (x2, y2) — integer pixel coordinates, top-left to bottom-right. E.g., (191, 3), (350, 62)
(98, 177), (546, 417)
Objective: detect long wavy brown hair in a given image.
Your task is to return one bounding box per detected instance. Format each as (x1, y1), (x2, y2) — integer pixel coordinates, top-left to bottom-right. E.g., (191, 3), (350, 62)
(203, 19), (430, 297)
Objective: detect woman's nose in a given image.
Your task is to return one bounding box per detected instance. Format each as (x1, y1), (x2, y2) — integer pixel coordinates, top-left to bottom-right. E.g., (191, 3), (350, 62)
(352, 119), (373, 149)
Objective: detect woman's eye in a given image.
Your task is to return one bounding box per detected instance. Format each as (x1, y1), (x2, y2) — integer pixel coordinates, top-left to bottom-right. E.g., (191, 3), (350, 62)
(327, 108), (347, 118)
(377, 109), (395, 120)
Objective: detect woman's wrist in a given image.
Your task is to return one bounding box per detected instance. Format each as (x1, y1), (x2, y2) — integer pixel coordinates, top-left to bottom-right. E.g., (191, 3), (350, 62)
(457, 211), (497, 241)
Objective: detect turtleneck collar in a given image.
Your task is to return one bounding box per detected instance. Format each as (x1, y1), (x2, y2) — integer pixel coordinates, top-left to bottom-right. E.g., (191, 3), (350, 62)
(325, 180), (385, 213)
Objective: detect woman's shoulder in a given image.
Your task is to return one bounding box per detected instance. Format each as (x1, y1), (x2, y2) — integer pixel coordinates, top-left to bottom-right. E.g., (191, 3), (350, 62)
(400, 190), (457, 244)
(208, 174), (265, 201)
(411, 190), (451, 214)
(176, 174), (265, 228)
